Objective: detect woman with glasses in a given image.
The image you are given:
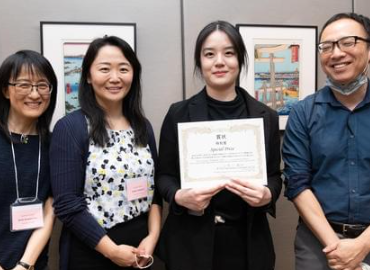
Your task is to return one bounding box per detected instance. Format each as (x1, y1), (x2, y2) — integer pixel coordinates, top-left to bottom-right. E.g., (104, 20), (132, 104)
(50, 36), (162, 270)
(0, 50), (57, 270)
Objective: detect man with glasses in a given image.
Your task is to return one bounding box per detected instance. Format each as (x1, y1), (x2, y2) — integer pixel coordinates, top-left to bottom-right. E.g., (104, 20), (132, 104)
(283, 13), (370, 270)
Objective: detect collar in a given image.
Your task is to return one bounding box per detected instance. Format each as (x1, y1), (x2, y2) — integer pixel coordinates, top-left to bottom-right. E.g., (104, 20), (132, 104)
(188, 86), (268, 121)
(314, 79), (370, 108)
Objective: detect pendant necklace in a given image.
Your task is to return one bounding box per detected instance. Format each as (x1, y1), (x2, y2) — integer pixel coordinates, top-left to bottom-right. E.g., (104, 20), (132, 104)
(8, 122), (35, 144)
(20, 134), (29, 144)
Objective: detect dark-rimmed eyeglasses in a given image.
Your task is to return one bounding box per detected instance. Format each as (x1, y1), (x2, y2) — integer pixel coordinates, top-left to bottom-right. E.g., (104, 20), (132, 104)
(8, 82), (53, 97)
(317, 35), (370, 54)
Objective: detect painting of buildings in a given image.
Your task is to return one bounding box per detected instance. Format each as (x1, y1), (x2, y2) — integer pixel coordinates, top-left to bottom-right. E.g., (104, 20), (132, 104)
(254, 43), (300, 115)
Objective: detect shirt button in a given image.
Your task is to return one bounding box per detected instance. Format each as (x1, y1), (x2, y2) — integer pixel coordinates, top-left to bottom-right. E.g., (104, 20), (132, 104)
(350, 135), (354, 139)
(352, 189), (356, 193)
(350, 161), (355, 165)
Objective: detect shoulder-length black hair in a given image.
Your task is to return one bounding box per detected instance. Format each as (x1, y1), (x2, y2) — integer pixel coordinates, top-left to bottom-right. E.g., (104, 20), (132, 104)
(193, 20), (249, 77)
(0, 50), (58, 142)
(79, 35), (147, 147)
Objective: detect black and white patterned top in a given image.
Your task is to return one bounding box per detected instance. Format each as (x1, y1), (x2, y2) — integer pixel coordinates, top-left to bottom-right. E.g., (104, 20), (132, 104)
(84, 128), (155, 229)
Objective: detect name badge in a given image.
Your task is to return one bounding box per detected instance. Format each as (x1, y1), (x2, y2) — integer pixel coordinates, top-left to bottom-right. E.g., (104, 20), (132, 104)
(126, 177), (148, 201)
(10, 198), (44, 232)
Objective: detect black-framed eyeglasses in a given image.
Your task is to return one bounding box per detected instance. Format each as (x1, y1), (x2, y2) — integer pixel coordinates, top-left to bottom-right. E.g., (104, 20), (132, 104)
(8, 82), (53, 96)
(318, 35), (370, 54)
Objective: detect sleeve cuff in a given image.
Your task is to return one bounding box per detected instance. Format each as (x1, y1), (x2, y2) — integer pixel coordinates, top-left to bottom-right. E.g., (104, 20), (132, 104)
(284, 173), (311, 200)
(285, 185), (311, 201)
(169, 189), (185, 215)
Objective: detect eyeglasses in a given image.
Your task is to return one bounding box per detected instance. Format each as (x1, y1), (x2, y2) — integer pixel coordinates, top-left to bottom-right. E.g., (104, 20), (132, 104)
(8, 82), (52, 97)
(318, 35), (370, 54)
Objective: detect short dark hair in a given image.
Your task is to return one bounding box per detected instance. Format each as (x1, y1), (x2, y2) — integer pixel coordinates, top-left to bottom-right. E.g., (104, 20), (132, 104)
(194, 20), (248, 77)
(0, 50), (57, 142)
(79, 35), (147, 147)
(319, 12), (370, 41)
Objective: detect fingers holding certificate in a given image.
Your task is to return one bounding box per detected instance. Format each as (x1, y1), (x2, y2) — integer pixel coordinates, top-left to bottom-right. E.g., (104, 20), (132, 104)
(225, 179), (272, 207)
(174, 183), (226, 212)
(155, 21), (282, 270)
(178, 118), (268, 189)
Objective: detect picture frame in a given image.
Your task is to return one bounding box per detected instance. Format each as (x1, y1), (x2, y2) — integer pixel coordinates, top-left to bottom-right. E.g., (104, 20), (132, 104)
(236, 24), (317, 129)
(40, 22), (136, 128)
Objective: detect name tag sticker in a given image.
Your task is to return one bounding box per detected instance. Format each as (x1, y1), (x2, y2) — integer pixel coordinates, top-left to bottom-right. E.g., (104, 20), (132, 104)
(10, 202), (44, 232)
(126, 177), (148, 201)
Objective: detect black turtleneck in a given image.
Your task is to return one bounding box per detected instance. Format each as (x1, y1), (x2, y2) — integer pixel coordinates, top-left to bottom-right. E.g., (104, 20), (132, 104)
(206, 89), (250, 221)
(206, 90), (248, 120)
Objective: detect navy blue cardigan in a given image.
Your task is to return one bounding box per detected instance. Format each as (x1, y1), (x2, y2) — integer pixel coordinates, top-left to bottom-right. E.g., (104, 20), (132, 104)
(50, 109), (160, 270)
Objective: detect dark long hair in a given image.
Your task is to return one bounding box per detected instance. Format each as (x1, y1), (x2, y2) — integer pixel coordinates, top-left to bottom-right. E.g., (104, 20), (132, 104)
(79, 35), (147, 147)
(194, 20), (249, 77)
(0, 50), (57, 142)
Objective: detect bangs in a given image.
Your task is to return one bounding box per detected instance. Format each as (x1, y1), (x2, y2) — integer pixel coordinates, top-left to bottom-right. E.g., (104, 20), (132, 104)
(10, 63), (46, 82)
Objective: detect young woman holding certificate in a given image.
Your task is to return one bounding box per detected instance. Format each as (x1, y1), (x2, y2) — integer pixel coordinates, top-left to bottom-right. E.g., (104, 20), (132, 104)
(156, 21), (282, 270)
(0, 50), (57, 270)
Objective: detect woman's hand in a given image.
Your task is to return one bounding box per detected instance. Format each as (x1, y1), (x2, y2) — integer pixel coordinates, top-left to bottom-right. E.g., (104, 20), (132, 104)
(174, 183), (225, 212)
(226, 179), (272, 207)
(108, 244), (138, 267)
(96, 235), (138, 267)
(134, 234), (157, 268)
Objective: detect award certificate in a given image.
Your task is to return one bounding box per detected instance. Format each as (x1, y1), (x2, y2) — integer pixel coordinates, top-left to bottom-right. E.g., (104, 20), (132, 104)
(178, 118), (267, 189)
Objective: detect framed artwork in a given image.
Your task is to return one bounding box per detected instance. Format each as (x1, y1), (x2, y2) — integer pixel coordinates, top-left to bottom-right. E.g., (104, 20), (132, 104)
(40, 22), (136, 128)
(236, 24), (317, 129)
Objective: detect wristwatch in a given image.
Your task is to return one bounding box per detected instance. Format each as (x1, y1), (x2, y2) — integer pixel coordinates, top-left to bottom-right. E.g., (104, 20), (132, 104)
(17, 261), (34, 270)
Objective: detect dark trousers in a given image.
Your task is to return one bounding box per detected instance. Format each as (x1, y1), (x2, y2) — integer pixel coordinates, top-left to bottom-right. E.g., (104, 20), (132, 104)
(212, 222), (248, 270)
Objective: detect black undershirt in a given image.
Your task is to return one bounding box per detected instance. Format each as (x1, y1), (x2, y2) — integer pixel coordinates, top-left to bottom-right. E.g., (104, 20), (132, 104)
(206, 90), (249, 221)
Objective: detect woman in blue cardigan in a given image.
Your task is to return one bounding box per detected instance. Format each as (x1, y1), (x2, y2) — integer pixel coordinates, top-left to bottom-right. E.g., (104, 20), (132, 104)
(50, 36), (162, 270)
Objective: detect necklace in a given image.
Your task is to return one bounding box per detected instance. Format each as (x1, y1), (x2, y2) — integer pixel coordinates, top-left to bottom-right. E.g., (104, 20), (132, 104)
(8, 121), (36, 144)
(20, 134), (29, 144)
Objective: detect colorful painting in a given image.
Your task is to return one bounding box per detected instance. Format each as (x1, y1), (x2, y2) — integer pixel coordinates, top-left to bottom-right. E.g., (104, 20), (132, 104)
(63, 42), (89, 114)
(236, 24), (317, 129)
(254, 44), (300, 116)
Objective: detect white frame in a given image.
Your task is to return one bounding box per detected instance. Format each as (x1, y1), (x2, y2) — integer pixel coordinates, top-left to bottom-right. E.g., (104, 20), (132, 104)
(237, 24), (317, 129)
(40, 22), (136, 129)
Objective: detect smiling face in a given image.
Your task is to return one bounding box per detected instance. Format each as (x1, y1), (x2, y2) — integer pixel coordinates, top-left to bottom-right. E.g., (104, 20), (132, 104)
(88, 45), (133, 110)
(200, 30), (240, 95)
(3, 67), (51, 126)
(320, 18), (370, 85)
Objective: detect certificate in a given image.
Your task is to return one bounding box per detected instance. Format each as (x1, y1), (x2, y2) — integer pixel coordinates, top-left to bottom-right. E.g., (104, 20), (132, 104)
(178, 118), (267, 189)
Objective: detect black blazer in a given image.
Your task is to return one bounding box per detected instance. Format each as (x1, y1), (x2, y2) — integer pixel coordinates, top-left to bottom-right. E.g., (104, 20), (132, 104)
(156, 87), (282, 270)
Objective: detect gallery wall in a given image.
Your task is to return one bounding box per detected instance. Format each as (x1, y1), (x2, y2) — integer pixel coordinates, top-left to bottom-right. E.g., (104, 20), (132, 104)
(1, 0), (369, 269)
(0, 0), (183, 139)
